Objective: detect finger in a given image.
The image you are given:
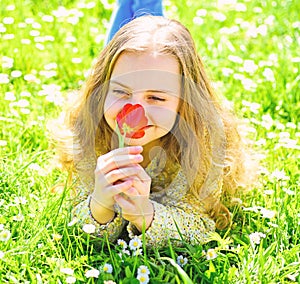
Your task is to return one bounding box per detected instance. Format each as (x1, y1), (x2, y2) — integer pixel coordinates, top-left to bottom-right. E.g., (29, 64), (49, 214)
(130, 178), (148, 196)
(114, 194), (136, 212)
(123, 187), (139, 197)
(100, 146), (143, 163)
(132, 164), (151, 183)
(101, 180), (133, 197)
(104, 166), (142, 185)
(96, 153), (143, 174)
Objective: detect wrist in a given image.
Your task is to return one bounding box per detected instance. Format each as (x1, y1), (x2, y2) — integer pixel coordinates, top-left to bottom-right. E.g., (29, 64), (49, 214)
(89, 195), (115, 224)
(132, 202), (154, 232)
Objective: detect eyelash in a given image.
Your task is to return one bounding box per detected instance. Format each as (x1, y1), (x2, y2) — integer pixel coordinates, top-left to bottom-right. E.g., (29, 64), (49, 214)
(148, 96), (165, 102)
(113, 89), (129, 96)
(112, 90), (166, 102)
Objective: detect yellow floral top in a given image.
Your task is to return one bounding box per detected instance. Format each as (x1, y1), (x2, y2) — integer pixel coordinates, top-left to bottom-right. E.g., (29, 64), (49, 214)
(73, 152), (218, 247)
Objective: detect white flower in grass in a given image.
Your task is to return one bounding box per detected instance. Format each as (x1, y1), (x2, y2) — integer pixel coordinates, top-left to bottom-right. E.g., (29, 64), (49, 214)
(72, 58), (82, 64)
(6, 5), (15, 11)
(0, 26), (6, 33)
(282, 188), (295, 195)
(270, 169), (290, 181)
(30, 30), (40, 37)
(267, 222), (278, 228)
(236, 3), (247, 12)
(24, 74), (40, 83)
(52, 233), (62, 241)
(117, 239), (127, 249)
(3, 34), (14, 40)
(133, 248), (143, 256)
(60, 267), (74, 275)
(0, 224), (4, 230)
(0, 74), (9, 84)
(25, 18), (34, 24)
(2, 57), (13, 68)
(137, 265), (150, 276)
(3, 17), (14, 24)
(206, 248), (218, 260)
(13, 214), (24, 222)
(20, 91), (31, 97)
(129, 236), (142, 251)
(102, 263), (113, 274)
(118, 249), (130, 259)
(42, 15), (54, 22)
(261, 114), (273, 130)
(67, 218), (79, 227)
(21, 39), (31, 45)
(82, 224), (96, 234)
(0, 251), (4, 259)
(243, 60), (258, 74)
(137, 273), (150, 284)
(212, 11), (226, 22)
(104, 281), (117, 284)
(18, 22), (27, 27)
(249, 232), (266, 245)
(177, 255), (188, 267)
(11, 70), (22, 78)
(264, 190), (274, 195)
(85, 268), (99, 278)
(286, 273), (299, 282)
(14, 196), (28, 205)
(263, 68), (275, 82)
(0, 229), (11, 242)
(260, 208), (276, 219)
(65, 276), (76, 283)
(44, 62), (57, 70)
(5, 92), (16, 102)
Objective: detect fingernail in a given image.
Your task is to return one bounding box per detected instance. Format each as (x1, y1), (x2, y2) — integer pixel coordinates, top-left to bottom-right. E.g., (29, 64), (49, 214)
(135, 154), (143, 161)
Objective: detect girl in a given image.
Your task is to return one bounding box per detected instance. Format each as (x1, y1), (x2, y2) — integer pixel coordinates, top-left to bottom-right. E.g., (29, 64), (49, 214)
(52, 16), (255, 247)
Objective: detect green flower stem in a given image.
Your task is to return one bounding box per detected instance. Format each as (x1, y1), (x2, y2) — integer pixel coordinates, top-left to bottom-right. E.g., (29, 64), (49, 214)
(115, 122), (125, 148)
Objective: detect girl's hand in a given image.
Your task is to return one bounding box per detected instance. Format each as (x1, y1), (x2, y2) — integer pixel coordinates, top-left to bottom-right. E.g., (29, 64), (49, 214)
(91, 146), (144, 224)
(114, 164), (154, 232)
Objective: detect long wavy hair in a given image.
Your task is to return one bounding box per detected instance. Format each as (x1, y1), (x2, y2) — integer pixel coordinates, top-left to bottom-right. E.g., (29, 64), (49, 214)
(51, 16), (256, 229)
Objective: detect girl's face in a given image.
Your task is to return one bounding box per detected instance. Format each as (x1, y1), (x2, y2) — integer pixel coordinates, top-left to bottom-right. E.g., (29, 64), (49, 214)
(104, 51), (181, 146)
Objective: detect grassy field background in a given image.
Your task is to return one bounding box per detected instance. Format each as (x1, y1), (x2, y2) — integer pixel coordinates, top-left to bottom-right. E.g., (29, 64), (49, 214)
(0, 0), (299, 283)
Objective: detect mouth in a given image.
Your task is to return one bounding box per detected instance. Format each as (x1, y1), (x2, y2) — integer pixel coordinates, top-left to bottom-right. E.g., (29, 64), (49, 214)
(140, 125), (153, 131)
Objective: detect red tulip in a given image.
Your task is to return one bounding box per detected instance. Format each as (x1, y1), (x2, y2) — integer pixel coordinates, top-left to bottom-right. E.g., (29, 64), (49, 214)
(116, 104), (148, 141)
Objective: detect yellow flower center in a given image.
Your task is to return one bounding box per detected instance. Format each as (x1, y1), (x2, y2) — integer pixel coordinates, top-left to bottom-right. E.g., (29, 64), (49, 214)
(122, 123), (133, 134)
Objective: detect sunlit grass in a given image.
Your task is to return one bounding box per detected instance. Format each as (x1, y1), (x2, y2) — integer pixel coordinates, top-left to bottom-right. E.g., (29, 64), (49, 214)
(1, 0), (299, 283)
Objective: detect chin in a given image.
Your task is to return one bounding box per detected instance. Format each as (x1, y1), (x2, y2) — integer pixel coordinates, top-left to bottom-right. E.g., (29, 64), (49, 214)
(124, 128), (168, 146)
(124, 137), (149, 146)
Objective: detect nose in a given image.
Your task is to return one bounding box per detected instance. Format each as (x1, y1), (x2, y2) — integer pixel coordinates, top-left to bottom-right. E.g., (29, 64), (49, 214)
(126, 92), (145, 106)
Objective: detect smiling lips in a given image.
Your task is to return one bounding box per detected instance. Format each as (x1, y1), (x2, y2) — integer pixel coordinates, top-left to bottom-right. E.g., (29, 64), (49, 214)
(116, 103), (149, 139)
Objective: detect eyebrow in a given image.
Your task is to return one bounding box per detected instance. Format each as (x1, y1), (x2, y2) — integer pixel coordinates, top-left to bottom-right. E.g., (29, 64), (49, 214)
(110, 80), (172, 94)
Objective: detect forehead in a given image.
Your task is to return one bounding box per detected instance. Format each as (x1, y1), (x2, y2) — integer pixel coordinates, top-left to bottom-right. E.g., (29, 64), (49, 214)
(110, 52), (181, 95)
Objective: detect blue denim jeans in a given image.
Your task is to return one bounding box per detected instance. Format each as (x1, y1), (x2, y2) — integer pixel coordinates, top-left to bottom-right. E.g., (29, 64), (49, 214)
(105, 0), (164, 45)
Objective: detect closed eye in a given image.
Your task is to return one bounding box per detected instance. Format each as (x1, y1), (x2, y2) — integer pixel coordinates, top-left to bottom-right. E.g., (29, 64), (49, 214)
(148, 96), (166, 102)
(112, 89), (130, 96)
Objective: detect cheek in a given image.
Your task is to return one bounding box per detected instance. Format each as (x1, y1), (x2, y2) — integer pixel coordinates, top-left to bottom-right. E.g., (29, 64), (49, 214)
(149, 107), (178, 131)
(104, 99), (120, 128)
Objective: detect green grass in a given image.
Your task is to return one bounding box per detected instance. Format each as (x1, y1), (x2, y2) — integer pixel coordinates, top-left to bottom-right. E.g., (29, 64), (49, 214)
(0, 0), (299, 283)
